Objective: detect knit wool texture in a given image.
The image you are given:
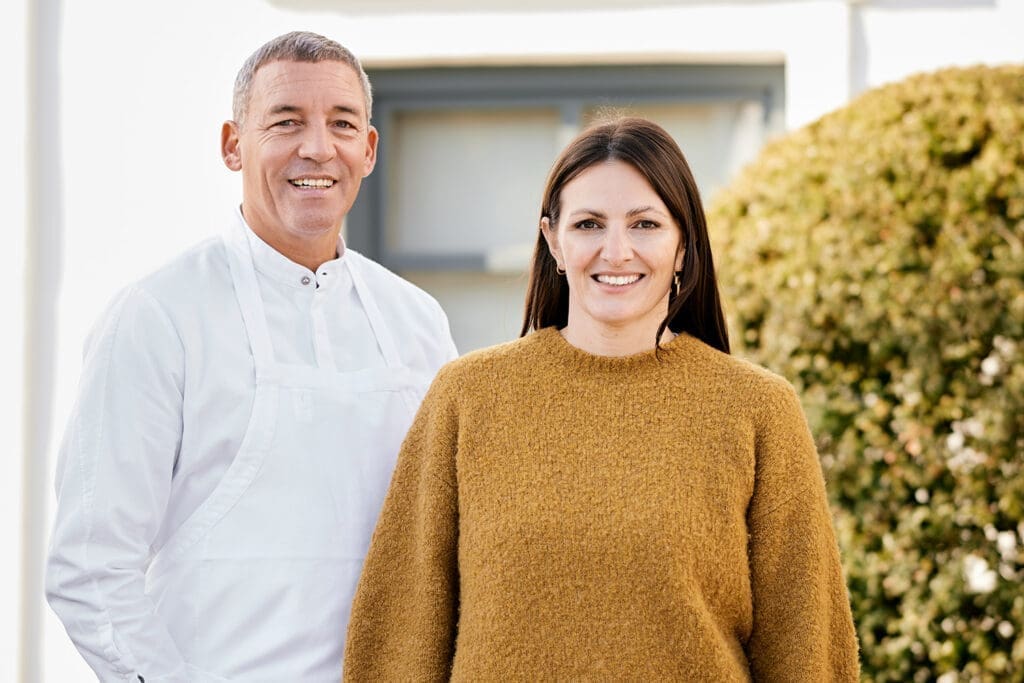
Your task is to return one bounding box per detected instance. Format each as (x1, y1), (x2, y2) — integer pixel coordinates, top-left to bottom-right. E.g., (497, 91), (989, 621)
(344, 327), (860, 681)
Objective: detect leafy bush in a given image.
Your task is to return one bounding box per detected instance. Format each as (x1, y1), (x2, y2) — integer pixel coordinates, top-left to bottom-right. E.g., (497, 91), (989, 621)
(708, 65), (1024, 681)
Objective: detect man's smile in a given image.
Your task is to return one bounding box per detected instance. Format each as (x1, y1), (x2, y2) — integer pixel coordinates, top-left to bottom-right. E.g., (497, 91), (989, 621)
(289, 177), (336, 188)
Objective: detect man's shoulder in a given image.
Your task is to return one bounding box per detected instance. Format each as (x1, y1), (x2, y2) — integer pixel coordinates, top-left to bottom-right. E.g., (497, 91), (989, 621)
(132, 236), (231, 307)
(80, 236), (233, 360)
(346, 250), (445, 317)
(344, 250), (457, 364)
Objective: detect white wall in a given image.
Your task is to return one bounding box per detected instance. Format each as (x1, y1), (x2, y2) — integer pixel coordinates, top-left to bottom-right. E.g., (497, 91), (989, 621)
(15, 0), (1022, 678)
(336, 1), (852, 130)
(855, 0), (1024, 95)
(328, 0), (1022, 127)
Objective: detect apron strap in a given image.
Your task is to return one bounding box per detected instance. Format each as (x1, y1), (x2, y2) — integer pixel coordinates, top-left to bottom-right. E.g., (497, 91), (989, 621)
(222, 216), (276, 376)
(345, 252), (404, 369)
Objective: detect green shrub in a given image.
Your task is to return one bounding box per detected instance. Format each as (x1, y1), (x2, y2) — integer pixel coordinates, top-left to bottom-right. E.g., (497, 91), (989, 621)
(708, 65), (1024, 681)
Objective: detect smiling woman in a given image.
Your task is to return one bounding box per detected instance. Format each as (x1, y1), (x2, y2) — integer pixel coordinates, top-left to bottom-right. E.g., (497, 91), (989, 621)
(525, 117), (730, 358)
(538, 159), (684, 355)
(343, 117), (861, 681)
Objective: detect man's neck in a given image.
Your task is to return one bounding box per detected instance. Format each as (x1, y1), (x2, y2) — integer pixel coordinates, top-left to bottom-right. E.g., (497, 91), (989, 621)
(242, 210), (341, 271)
(261, 231), (339, 272)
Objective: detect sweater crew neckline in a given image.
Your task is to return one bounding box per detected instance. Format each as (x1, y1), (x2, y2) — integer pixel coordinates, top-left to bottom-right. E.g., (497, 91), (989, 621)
(534, 325), (699, 371)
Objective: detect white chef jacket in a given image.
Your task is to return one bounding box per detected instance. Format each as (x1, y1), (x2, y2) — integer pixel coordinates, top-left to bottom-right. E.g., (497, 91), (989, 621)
(46, 208), (457, 681)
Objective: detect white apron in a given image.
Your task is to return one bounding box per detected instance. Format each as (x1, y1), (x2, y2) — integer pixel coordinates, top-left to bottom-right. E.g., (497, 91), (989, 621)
(146, 221), (426, 681)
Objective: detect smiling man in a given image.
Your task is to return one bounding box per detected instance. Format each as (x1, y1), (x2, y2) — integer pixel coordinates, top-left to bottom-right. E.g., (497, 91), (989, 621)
(46, 32), (457, 681)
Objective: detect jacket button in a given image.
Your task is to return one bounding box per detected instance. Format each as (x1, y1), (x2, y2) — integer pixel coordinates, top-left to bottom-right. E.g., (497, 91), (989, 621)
(301, 276), (311, 285)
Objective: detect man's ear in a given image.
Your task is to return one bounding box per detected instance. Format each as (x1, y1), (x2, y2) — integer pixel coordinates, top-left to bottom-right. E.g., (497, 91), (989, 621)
(540, 217), (563, 269)
(221, 121), (242, 172)
(362, 125), (379, 178)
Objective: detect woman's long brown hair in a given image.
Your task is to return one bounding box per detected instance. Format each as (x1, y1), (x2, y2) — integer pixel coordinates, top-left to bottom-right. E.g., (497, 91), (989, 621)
(520, 117), (730, 354)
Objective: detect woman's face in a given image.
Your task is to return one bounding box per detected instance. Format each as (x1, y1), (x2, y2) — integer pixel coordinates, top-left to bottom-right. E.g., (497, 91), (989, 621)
(542, 159), (684, 339)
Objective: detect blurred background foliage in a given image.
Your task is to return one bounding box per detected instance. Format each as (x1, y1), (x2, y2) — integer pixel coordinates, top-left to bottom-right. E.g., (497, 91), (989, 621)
(709, 65), (1024, 681)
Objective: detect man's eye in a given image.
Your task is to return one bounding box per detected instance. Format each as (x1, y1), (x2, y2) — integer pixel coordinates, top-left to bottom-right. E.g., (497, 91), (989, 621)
(333, 120), (355, 129)
(273, 119), (297, 127)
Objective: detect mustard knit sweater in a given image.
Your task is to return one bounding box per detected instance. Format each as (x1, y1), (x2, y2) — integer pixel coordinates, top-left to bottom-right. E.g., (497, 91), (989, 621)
(344, 327), (860, 681)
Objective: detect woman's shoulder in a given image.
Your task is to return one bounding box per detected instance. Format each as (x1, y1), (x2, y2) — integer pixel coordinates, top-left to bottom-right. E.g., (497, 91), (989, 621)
(676, 335), (789, 387)
(431, 332), (550, 389)
(671, 336), (800, 415)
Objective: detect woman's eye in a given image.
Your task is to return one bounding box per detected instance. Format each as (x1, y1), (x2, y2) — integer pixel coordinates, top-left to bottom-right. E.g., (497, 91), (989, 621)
(635, 220), (659, 229)
(575, 220), (601, 230)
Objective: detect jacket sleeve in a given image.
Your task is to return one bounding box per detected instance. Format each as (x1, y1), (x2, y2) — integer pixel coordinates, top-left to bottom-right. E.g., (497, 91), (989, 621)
(45, 286), (190, 682)
(435, 301), (459, 364)
(343, 364), (461, 681)
(745, 379), (860, 682)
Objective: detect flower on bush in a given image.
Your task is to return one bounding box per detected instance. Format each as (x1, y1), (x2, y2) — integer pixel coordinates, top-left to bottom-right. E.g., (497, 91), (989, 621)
(709, 64), (1024, 681)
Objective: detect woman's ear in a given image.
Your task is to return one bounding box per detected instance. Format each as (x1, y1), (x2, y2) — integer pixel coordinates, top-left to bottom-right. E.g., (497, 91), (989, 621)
(541, 217), (563, 269)
(675, 246), (686, 272)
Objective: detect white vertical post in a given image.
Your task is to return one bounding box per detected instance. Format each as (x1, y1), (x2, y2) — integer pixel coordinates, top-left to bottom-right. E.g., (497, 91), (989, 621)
(22, 0), (63, 680)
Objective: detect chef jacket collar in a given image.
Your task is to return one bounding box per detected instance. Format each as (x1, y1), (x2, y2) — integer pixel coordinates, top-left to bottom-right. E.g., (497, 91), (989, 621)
(235, 206), (348, 291)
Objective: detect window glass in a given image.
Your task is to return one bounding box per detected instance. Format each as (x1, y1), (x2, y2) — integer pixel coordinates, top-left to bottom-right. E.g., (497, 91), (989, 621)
(367, 66), (784, 352)
(582, 100), (766, 201)
(386, 108), (561, 257)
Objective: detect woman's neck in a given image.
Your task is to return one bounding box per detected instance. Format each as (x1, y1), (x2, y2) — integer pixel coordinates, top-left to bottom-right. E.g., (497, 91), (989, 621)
(560, 318), (674, 357)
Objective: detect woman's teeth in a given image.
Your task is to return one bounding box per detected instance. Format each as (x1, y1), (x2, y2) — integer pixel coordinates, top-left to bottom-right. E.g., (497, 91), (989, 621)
(595, 274), (641, 286)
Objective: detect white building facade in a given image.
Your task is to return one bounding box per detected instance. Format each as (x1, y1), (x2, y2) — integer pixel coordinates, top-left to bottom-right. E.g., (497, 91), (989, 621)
(4, 0), (1022, 679)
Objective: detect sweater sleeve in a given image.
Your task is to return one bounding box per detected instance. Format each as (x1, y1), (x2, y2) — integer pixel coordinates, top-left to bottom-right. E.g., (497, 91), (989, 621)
(343, 365), (461, 681)
(745, 379), (860, 682)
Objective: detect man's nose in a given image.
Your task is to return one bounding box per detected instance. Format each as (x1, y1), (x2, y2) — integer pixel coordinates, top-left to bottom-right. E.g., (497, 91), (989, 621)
(601, 226), (634, 265)
(297, 124), (335, 163)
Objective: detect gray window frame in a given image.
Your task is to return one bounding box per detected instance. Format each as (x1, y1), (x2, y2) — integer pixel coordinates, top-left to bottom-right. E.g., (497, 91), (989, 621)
(347, 63), (785, 270)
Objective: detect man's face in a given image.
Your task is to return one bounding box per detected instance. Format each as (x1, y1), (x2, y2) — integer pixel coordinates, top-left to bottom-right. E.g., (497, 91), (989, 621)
(221, 60), (377, 248)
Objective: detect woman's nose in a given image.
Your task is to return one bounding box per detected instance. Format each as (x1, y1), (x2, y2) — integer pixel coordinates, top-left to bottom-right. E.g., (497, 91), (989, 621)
(600, 227), (634, 265)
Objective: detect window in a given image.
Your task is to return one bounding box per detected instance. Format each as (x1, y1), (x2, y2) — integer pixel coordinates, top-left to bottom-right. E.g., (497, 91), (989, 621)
(347, 64), (784, 352)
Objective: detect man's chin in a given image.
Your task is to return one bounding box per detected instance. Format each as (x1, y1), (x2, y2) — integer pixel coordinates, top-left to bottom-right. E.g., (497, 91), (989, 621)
(287, 214), (344, 237)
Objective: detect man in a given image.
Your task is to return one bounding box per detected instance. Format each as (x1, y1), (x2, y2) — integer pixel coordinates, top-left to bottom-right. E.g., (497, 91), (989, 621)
(46, 31), (457, 681)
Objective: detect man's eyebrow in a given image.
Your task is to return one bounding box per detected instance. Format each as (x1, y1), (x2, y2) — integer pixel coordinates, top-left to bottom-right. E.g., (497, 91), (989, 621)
(266, 104), (362, 118)
(267, 104), (301, 116)
(330, 105), (361, 117)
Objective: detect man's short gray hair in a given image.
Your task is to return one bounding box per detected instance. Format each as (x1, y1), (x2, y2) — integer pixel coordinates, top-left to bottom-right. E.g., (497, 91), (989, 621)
(232, 31), (373, 125)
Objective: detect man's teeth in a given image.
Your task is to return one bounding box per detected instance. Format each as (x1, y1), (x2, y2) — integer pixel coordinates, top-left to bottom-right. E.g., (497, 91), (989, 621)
(290, 178), (334, 188)
(596, 274), (641, 286)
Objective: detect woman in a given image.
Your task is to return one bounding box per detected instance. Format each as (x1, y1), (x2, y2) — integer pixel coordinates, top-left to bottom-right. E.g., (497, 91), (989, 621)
(343, 117), (860, 681)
